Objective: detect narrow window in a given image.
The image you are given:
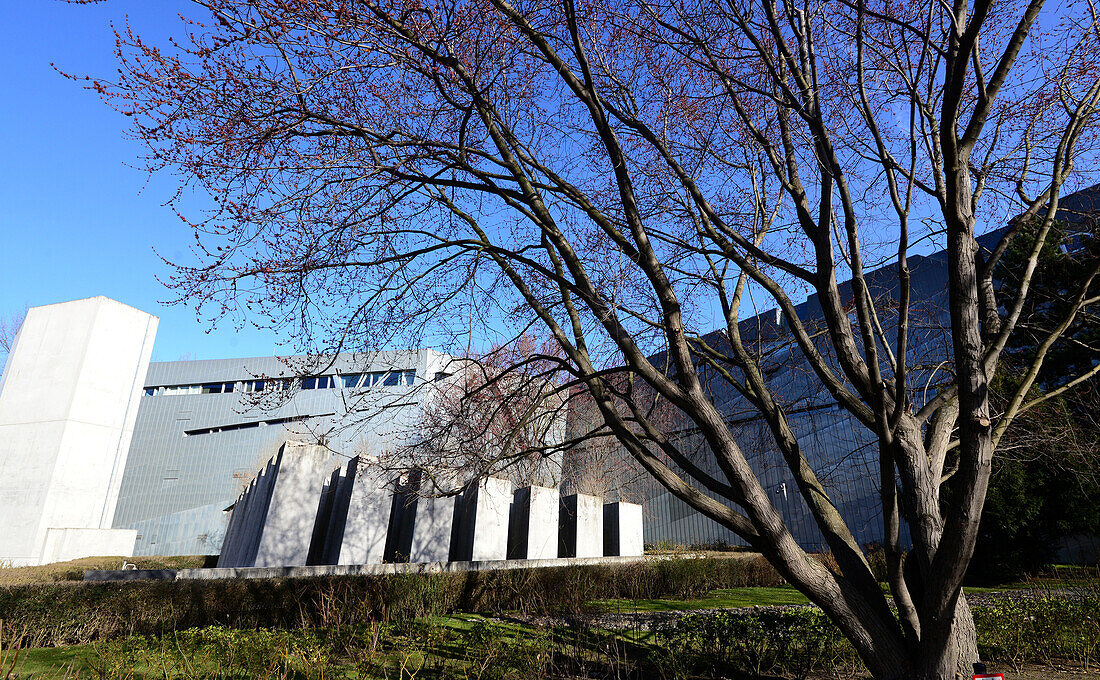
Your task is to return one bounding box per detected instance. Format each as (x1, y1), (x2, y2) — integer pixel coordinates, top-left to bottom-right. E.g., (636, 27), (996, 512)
(341, 374), (362, 388)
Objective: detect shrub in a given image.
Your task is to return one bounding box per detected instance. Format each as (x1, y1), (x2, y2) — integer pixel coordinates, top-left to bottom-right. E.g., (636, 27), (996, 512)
(973, 593), (1100, 669)
(0, 556), (784, 648)
(662, 607), (859, 679)
(86, 627), (334, 679)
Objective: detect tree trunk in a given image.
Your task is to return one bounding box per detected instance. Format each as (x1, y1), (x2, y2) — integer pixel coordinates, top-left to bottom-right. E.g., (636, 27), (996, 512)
(868, 594), (978, 680)
(913, 595), (979, 680)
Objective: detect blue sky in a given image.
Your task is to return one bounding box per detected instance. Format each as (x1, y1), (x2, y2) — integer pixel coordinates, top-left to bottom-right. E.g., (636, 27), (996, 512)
(0, 1), (282, 362)
(2, 2), (1078, 367)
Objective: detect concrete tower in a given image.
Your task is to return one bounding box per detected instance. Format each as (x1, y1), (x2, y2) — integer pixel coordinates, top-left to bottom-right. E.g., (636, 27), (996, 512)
(0, 297), (158, 565)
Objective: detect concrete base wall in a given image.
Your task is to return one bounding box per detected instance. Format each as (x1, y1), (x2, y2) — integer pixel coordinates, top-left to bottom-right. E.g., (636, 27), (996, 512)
(559, 493), (603, 558)
(40, 528), (138, 564)
(603, 502), (643, 557)
(87, 554), (656, 581)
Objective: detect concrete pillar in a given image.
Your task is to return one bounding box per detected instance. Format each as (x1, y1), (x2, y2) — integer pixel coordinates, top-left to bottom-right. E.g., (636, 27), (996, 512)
(331, 456), (394, 565)
(306, 467), (344, 565)
(508, 485), (559, 560)
(317, 460), (355, 565)
(253, 442), (339, 568)
(384, 469), (458, 564)
(382, 472), (419, 563)
(239, 457), (279, 567)
(603, 501), (644, 557)
(409, 493), (457, 563)
(216, 479), (254, 567)
(452, 477), (512, 562)
(559, 493), (603, 558)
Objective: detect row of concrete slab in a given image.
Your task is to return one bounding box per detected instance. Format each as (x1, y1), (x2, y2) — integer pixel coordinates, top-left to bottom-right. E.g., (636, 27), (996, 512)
(217, 442), (643, 568)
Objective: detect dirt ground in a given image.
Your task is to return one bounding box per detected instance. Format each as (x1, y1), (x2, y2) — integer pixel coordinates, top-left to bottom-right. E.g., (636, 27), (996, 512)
(804, 663), (1100, 679)
(984, 663), (1100, 678)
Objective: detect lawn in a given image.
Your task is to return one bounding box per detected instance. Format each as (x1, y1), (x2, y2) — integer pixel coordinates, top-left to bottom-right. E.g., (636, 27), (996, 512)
(590, 585), (811, 612)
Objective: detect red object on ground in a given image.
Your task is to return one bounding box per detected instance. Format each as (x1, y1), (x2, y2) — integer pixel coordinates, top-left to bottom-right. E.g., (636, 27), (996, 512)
(973, 675), (1005, 679)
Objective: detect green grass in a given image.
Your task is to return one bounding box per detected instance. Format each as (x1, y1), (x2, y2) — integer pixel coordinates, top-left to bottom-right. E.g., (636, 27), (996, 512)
(590, 585), (811, 612)
(596, 579), (1078, 614)
(9, 644), (94, 678)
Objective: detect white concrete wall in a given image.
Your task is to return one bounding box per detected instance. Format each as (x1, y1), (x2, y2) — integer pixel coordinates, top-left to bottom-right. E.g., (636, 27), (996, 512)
(0, 297), (157, 565)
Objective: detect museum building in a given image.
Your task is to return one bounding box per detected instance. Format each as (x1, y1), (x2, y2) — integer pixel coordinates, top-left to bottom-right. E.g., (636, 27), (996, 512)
(4, 185), (1095, 565)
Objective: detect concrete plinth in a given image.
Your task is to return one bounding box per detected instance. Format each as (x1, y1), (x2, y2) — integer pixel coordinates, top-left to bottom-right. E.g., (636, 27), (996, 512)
(508, 486), (559, 560)
(559, 493), (603, 558)
(452, 477), (512, 562)
(253, 443), (339, 568)
(603, 501), (643, 557)
(331, 456), (394, 565)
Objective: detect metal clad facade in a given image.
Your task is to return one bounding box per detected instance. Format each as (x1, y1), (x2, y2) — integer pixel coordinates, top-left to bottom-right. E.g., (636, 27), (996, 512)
(112, 350), (451, 555)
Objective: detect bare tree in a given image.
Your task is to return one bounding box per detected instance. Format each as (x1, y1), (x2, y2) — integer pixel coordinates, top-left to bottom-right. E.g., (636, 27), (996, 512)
(76, 0), (1100, 676)
(397, 336), (571, 489)
(0, 306), (27, 372)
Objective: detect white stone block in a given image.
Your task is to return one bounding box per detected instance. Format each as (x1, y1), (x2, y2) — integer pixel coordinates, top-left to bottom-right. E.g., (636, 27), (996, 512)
(39, 528), (138, 564)
(508, 486), (559, 560)
(253, 443), (338, 567)
(335, 456), (394, 565)
(559, 493), (603, 558)
(603, 502), (643, 557)
(0, 297), (157, 565)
